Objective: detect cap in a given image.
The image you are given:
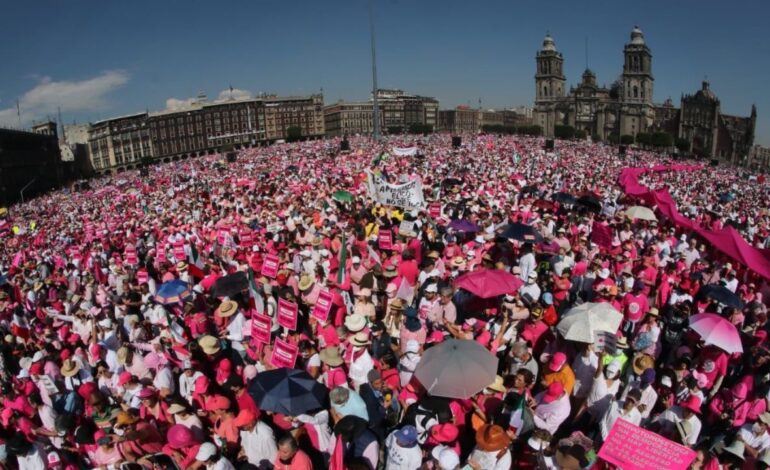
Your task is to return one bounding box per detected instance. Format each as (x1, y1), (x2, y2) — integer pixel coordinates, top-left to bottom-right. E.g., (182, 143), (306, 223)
(195, 442), (217, 461)
(542, 381), (564, 404)
(549, 352), (567, 372)
(394, 425), (418, 447)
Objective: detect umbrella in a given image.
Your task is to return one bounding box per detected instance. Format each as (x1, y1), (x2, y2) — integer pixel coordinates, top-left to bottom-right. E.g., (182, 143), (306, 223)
(211, 271), (249, 298)
(625, 206), (657, 222)
(498, 223), (543, 243)
(414, 339), (498, 399)
(552, 192), (576, 205)
(332, 190), (353, 203)
(441, 177), (462, 187)
(521, 185), (538, 195)
(154, 280), (192, 305)
(247, 368), (328, 416)
(719, 192), (736, 203)
(556, 303), (624, 343)
(698, 284), (744, 309)
(448, 219), (480, 233)
(689, 313), (743, 354)
(532, 199), (555, 211)
(576, 194), (602, 213)
(454, 269), (523, 298)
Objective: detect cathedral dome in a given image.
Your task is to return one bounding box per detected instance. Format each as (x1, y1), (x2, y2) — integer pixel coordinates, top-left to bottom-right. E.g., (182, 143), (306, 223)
(694, 81), (718, 101)
(542, 34), (556, 52)
(629, 26), (645, 45)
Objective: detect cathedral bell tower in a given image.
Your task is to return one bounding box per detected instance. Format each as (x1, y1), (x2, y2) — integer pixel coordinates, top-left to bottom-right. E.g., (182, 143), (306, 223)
(534, 34), (566, 136)
(620, 26), (654, 136)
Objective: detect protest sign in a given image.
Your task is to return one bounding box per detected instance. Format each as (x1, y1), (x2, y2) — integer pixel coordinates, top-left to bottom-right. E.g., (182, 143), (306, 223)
(136, 270), (149, 285)
(271, 338), (299, 369)
(250, 313), (272, 344)
(392, 146), (418, 156)
(429, 202), (442, 219)
(398, 220), (415, 236)
(378, 230), (393, 250)
(598, 418), (696, 470)
(366, 170), (425, 209)
(173, 245), (186, 261)
(261, 254), (280, 278)
(311, 289), (333, 322)
(277, 298), (298, 330)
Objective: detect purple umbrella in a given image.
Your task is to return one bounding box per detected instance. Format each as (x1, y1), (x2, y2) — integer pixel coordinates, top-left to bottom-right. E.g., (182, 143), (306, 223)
(448, 219), (480, 233)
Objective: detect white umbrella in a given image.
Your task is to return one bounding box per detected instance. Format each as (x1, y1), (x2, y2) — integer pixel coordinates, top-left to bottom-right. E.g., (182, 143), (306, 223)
(414, 339), (497, 399)
(625, 206), (657, 222)
(557, 302), (624, 343)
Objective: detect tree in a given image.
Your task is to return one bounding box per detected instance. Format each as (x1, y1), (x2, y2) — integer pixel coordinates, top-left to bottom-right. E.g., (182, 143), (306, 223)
(574, 129), (588, 140)
(620, 134), (634, 145)
(635, 132), (652, 147)
(675, 138), (690, 153)
(554, 125), (576, 140)
(408, 123), (433, 134)
(140, 156), (154, 167)
(386, 126), (403, 135)
(286, 126), (302, 142)
(651, 132), (674, 148)
(607, 133), (620, 144)
(591, 133), (602, 142)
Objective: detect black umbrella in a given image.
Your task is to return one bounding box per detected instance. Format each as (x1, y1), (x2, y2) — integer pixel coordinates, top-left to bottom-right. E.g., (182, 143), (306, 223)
(576, 194), (602, 213)
(498, 223), (543, 243)
(552, 192), (576, 205)
(211, 271), (249, 298)
(441, 177), (463, 187)
(521, 185), (538, 195)
(698, 284), (744, 309)
(247, 368), (328, 416)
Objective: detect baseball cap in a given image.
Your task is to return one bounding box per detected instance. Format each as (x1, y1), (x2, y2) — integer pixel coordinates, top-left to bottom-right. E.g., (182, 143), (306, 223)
(195, 442), (217, 461)
(549, 352), (567, 372)
(431, 445), (460, 470)
(394, 425), (418, 447)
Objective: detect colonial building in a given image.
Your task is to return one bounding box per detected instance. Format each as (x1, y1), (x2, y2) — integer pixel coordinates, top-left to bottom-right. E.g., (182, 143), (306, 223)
(87, 113), (153, 171)
(749, 145), (770, 170)
(533, 27), (655, 140)
(324, 101), (382, 137)
(438, 106), (479, 134)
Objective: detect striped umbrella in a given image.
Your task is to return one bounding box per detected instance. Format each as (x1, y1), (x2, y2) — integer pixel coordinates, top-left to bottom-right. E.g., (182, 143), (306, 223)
(154, 279), (192, 305)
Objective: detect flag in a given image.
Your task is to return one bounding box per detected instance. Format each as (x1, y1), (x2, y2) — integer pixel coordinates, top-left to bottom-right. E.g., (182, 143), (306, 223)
(337, 233), (347, 284)
(248, 269), (265, 313)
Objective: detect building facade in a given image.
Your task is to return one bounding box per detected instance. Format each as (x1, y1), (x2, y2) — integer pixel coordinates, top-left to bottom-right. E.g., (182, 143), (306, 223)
(87, 113), (153, 171)
(749, 145), (770, 170)
(262, 95), (325, 142)
(438, 107), (479, 134)
(323, 90), (438, 137)
(323, 101), (383, 137)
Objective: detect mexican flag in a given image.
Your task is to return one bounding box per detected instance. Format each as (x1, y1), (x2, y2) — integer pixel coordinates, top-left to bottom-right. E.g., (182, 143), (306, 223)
(248, 268), (264, 313)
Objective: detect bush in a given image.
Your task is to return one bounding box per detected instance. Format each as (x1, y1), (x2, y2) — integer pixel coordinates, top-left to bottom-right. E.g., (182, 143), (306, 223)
(286, 126), (302, 142)
(554, 125), (576, 140)
(591, 133), (602, 142)
(620, 134), (634, 145)
(635, 132), (652, 147)
(675, 138), (690, 152)
(408, 123), (433, 134)
(651, 132), (674, 148)
(574, 129), (587, 140)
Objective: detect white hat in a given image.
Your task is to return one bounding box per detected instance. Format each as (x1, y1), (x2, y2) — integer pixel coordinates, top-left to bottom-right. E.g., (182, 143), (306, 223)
(432, 445), (460, 470)
(31, 351), (45, 363)
(17, 369), (30, 379)
(351, 256), (361, 264)
(606, 360), (621, 376)
(195, 442), (217, 461)
(98, 318), (113, 329)
(425, 284), (438, 293)
(300, 250), (311, 257)
(598, 268), (610, 279)
(320, 249), (330, 257)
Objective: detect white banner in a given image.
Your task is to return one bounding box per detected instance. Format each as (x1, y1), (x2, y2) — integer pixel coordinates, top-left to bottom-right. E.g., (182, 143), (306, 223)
(392, 147), (418, 156)
(366, 170), (425, 209)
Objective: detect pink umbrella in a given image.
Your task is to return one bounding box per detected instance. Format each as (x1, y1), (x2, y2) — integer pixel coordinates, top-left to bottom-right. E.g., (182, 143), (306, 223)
(454, 269), (523, 299)
(689, 313), (743, 354)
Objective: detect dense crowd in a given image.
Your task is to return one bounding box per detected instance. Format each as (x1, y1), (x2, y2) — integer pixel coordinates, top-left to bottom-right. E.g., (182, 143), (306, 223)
(1, 134), (770, 470)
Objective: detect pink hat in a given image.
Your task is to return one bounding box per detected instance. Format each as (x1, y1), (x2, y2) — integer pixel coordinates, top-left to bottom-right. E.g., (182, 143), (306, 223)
(549, 352), (567, 372)
(732, 383), (748, 400)
(89, 343), (101, 358)
(428, 331), (445, 344)
(205, 395), (231, 412)
(680, 395), (701, 414)
(137, 387), (157, 400)
(118, 371), (133, 386)
(194, 375), (210, 394)
(542, 381), (564, 404)
(430, 423), (460, 443)
(167, 424), (198, 449)
(143, 352), (161, 369)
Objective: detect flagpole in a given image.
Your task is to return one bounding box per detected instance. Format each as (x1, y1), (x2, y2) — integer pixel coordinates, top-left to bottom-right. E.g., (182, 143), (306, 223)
(368, 0), (381, 141)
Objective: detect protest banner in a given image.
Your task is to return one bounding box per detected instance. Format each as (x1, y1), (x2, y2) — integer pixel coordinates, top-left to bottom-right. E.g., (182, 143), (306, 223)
(392, 147), (418, 156)
(261, 254), (280, 278)
(311, 289), (333, 322)
(271, 338), (299, 369)
(173, 245), (186, 260)
(365, 170), (425, 209)
(250, 313), (272, 344)
(598, 418), (696, 470)
(277, 298), (298, 330)
(378, 229), (393, 250)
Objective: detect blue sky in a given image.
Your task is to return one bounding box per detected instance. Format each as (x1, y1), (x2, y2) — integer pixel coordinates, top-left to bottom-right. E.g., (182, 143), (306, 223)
(1, 0), (768, 144)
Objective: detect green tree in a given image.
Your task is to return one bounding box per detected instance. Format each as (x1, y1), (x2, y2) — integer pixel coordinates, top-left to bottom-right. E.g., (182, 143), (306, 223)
(554, 125), (576, 140)
(607, 133), (619, 144)
(651, 132), (674, 148)
(574, 129), (588, 140)
(286, 126), (302, 142)
(620, 134), (634, 145)
(635, 132), (652, 147)
(675, 138), (690, 153)
(387, 126), (403, 135)
(140, 156), (154, 167)
(591, 133), (602, 142)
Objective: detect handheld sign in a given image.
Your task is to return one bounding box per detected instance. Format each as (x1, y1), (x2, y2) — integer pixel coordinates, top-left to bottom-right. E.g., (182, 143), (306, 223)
(271, 338), (299, 369)
(429, 203), (441, 219)
(277, 298), (298, 331)
(598, 418), (696, 470)
(378, 230), (393, 250)
(261, 254), (280, 279)
(311, 289), (333, 323)
(250, 313), (272, 344)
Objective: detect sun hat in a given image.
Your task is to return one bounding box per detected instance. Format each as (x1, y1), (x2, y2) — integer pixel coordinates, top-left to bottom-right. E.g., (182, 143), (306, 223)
(176, 261), (188, 271)
(389, 298), (405, 311)
(350, 332), (371, 347)
(549, 352), (567, 372)
(167, 424), (198, 449)
(394, 425), (419, 448)
(60, 359), (81, 377)
(632, 353), (655, 375)
(116, 347), (129, 366)
(198, 335), (221, 355)
(475, 424), (511, 452)
(320, 347), (344, 367)
(721, 440), (745, 461)
(486, 375), (506, 394)
(542, 381), (564, 404)
(351, 256), (361, 264)
(759, 412), (770, 425)
(31, 351), (45, 363)
(616, 335), (629, 349)
(167, 403), (187, 415)
(384, 265), (398, 278)
(195, 442), (217, 462)
(298, 275), (314, 291)
(432, 445), (460, 470)
(344, 314), (366, 332)
(215, 300), (238, 318)
(425, 284), (438, 293)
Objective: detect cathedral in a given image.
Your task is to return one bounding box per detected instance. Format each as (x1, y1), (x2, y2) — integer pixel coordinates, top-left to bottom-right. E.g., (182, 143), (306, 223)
(532, 27), (756, 163)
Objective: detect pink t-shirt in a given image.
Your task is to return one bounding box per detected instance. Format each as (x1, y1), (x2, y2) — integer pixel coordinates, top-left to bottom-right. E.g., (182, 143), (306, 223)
(622, 293), (649, 322)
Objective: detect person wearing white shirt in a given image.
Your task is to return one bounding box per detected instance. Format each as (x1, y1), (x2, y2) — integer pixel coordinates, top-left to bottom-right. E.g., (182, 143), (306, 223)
(178, 361), (204, 404)
(519, 272), (542, 303)
(571, 347), (598, 399)
(348, 338), (375, 391)
(599, 390), (643, 441)
(532, 382), (571, 435)
(518, 247), (537, 282)
(239, 416), (278, 469)
(384, 427), (423, 470)
(738, 413), (770, 460)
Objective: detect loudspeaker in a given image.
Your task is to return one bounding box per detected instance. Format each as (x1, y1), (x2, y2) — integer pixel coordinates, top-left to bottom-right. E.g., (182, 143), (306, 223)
(619, 145), (627, 156)
(139, 168), (149, 177)
(340, 139), (350, 152)
(452, 136), (462, 148)
(545, 139), (554, 151)
(710, 159), (719, 167)
(226, 152), (237, 163)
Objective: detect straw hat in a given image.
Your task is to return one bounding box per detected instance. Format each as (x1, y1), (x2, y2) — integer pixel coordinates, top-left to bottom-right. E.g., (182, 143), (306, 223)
(116, 347), (129, 366)
(198, 335), (221, 355)
(486, 375), (506, 394)
(298, 275), (314, 291)
(167, 403), (187, 415)
(176, 261), (188, 271)
(216, 300), (238, 318)
(319, 347), (343, 367)
(344, 314), (367, 333)
(389, 298), (405, 311)
(632, 353), (655, 375)
(60, 359), (81, 377)
(350, 332), (371, 347)
(475, 424), (511, 452)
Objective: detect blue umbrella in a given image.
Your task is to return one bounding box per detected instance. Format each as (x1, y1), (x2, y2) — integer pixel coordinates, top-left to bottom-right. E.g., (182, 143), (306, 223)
(154, 279), (192, 305)
(448, 219), (480, 233)
(247, 368), (328, 416)
(698, 284), (744, 309)
(498, 223), (543, 242)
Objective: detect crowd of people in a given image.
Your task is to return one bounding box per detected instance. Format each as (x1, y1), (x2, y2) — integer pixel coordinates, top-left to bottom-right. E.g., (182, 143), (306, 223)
(1, 133), (770, 470)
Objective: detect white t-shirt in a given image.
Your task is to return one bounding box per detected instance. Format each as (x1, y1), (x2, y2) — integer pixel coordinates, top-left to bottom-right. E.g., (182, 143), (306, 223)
(241, 421), (278, 468)
(469, 448), (512, 470)
(153, 366), (176, 394)
(384, 431), (423, 470)
(738, 425), (770, 453)
(586, 378), (620, 419)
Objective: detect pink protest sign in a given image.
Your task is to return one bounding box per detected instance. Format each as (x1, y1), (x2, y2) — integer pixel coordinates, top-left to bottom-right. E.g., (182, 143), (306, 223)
(125, 252), (138, 265)
(429, 203), (441, 219)
(250, 313), (272, 344)
(240, 231), (253, 247)
(136, 270), (149, 285)
(173, 245), (186, 260)
(311, 289), (333, 322)
(598, 418), (696, 470)
(271, 338), (299, 369)
(277, 298), (298, 330)
(157, 249), (167, 263)
(261, 254), (280, 279)
(379, 230), (392, 250)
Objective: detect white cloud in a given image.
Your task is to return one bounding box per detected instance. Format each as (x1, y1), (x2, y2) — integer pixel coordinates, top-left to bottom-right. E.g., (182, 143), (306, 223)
(216, 88), (251, 102)
(0, 70), (129, 127)
(164, 97), (198, 111)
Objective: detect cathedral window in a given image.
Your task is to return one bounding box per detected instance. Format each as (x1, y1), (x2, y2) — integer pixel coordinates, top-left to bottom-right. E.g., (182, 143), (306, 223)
(633, 86), (638, 98)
